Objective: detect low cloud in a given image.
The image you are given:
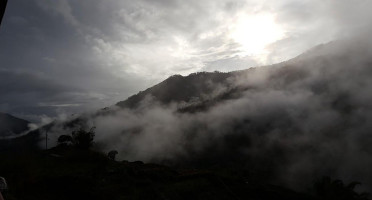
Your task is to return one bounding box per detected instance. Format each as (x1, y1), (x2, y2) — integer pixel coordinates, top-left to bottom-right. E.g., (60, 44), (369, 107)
(43, 36), (372, 192)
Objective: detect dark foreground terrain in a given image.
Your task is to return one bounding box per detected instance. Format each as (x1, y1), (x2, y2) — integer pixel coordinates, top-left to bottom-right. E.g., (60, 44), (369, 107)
(0, 146), (368, 200)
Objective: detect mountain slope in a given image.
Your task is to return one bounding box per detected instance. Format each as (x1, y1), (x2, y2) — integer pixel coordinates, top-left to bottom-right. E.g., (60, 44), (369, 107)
(116, 72), (234, 109)
(94, 38), (372, 191)
(0, 112), (30, 137)
(8, 37), (372, 192)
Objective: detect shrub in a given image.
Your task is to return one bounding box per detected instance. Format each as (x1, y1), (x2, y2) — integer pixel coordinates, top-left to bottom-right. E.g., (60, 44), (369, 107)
(314, 176), (369, 200)
(71, 127), (95, 150)
(107, 150), (118, 160)
(57, 135), (73, 146)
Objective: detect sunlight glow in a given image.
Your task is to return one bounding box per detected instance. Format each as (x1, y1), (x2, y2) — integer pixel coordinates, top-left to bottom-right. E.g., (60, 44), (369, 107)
(230, 13), (285, 56)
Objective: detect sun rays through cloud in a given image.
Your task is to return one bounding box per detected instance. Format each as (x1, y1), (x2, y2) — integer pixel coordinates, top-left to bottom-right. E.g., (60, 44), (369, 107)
(230, 13), (285, 58)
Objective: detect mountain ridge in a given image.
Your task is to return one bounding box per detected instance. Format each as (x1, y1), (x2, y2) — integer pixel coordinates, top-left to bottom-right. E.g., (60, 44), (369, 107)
(4, 38), (372, 192)
(0, 112), (30, 137)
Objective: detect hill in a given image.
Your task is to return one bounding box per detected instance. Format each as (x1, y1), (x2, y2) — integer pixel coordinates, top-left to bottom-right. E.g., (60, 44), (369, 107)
(0, 113), (40, 151)
(0, 112), (30, 138)
(116, 72), (233, 109)
(5, 37), (372, 193)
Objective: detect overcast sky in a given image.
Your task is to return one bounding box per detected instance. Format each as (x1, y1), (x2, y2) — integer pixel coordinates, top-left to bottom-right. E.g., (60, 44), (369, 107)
(0, 0), (371, 122)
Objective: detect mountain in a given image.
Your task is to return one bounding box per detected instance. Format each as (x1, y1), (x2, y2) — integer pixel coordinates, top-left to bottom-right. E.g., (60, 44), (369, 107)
(0, 112), (30, 137)
(7, 37), (372, 192)
(0, 113), (41, 151)
(116, 72), (234, 109)
(113, 41), (348, 113)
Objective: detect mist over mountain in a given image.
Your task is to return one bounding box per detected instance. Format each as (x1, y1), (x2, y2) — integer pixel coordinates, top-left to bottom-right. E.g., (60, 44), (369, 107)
(3, 1), (372, 199)
(0, 112), (30, 137)
(14, 36), (372, 192)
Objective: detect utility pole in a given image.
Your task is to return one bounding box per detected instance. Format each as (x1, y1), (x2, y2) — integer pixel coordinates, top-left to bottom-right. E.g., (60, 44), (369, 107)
(45, 130), (48, 150)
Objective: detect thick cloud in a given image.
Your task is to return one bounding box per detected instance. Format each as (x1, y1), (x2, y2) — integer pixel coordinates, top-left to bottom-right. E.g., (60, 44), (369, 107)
(1, 0), (372, 121)
(41, 36), (372, 192)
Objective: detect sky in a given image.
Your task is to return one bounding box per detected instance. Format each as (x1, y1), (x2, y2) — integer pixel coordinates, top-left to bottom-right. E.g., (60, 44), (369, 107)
(0, 0), (371, 122)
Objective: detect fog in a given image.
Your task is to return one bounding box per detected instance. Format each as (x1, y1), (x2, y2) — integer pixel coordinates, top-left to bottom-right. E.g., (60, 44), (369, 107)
(39, 35), (372, 191)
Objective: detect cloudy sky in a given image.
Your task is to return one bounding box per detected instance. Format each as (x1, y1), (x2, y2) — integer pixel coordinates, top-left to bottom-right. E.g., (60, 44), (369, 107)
(0, 0), (371, 122)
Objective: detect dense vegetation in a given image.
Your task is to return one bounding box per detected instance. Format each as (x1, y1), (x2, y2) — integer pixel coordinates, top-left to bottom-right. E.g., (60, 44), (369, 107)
(1, 127), (369, 200)
(0, 145), (360, 200)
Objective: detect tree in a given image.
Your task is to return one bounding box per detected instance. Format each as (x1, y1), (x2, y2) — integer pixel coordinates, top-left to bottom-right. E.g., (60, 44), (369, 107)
(108, 150), (118, 160)
(57, 135), (73, 146)
(314, 176), (369, 200)
(71, 127), (95, 149)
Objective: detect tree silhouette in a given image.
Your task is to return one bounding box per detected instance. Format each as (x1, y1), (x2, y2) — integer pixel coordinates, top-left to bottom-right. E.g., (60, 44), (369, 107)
(314, 176), (369, 200)
(57, 135), (73, 146)
(71, 127), (95, 149)
(108, 150), (118, 160)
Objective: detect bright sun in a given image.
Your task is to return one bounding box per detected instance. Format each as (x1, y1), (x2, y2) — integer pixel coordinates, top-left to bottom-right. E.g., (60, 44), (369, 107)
(230, 13), (285, 56)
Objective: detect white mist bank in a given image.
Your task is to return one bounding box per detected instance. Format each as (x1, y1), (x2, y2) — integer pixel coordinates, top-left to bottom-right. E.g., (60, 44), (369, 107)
(45, 37), (372, 191)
